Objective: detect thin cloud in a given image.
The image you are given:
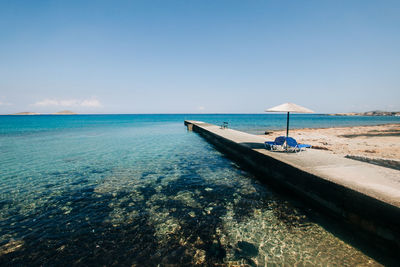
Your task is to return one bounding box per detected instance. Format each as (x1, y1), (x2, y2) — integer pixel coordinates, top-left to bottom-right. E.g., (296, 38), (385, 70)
(33, 98), (102, 108)
(34, 99), (63, 106)
(81, 99), (102, 107)
(0, 101), (12, 106)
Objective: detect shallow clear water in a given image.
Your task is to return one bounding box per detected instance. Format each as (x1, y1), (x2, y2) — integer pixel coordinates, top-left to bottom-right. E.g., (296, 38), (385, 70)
(1, 114), (396, 265)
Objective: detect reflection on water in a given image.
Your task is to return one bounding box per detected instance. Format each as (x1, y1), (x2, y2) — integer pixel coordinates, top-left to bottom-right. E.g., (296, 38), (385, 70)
(0, 117), (383, 265)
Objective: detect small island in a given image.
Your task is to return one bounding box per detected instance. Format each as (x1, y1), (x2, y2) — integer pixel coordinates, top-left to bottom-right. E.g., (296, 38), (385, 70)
(8, 110), (78, 115)
(51, 110), (78, 115)
(12, 112), (41, 115)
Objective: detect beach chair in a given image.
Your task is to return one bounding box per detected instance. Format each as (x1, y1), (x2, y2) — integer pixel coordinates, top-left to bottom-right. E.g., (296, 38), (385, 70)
(285, 137), (312, 152)
(220, 122), (228, 129)
(265, 136), (286, 150)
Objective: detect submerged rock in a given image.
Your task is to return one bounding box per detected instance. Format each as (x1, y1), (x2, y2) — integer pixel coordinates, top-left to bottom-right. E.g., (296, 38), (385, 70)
(194, 249), (206, 264)
(0, 240), (24, 256)
(237, 241), (259, 257)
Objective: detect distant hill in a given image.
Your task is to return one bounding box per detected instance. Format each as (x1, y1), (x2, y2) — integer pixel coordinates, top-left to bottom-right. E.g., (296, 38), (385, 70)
(52, 110), (78, 115)
(12, 112), (41, 115)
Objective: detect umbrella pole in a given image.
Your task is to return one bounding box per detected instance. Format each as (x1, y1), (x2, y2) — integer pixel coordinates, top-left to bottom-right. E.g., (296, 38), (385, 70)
(286, 112), (290, 138)
(285, 112), (290, 151)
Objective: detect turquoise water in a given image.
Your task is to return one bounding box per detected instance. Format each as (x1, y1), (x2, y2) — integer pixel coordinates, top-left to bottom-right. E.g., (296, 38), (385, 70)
(0, 114), (397, 265)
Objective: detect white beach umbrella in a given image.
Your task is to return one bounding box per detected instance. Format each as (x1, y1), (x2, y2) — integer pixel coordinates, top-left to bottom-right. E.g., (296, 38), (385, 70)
(265, 102), (314, 138)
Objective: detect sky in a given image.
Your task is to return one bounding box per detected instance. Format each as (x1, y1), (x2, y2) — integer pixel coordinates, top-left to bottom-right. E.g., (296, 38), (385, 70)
(0, 0), (399, 114)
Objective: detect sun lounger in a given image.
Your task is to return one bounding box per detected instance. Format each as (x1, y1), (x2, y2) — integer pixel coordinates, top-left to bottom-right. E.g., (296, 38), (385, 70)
(265, 136), (286, 150)
(285, 137), (312, 152)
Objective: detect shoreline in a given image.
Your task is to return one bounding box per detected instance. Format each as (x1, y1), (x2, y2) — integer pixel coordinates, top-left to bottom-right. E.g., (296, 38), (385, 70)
(260, 123), (400, 170)
(268, 122), (400, 131)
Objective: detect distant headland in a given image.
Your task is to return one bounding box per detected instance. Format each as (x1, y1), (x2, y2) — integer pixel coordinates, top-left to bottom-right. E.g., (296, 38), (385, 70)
(329, 111), (400, 116)
(8, 110), (78, 115)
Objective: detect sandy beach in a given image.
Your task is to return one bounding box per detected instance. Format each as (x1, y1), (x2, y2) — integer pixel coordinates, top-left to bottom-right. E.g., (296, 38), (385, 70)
(263, 123), (400, 168)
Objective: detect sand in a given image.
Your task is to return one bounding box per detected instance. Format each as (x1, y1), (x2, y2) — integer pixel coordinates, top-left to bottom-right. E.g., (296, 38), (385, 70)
(262, 124), (400, 164)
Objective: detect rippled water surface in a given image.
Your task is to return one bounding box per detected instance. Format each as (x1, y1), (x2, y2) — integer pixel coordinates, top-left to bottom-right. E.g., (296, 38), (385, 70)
(1, 115), (394, 265)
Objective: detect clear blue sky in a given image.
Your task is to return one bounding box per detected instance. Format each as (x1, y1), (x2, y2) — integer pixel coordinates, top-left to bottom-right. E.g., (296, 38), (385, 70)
(1, 0), (399, 114)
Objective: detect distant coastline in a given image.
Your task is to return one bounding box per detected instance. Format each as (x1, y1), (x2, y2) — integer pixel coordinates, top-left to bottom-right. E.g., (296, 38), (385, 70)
(6, 110), (78, 115)
(329, 111), (400, 116)
(1, 110), (400, 116)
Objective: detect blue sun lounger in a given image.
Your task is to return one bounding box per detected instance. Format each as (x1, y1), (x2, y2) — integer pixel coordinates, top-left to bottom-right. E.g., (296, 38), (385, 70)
(286, 137), (312, 152)
(265, 136), (286, 150)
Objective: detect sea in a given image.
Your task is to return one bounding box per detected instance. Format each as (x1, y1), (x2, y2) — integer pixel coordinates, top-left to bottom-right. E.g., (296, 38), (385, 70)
(0, 114), (399, 265)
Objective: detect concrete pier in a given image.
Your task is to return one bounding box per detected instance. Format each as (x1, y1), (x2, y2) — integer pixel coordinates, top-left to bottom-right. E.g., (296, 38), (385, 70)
(184, 120), (400, 250)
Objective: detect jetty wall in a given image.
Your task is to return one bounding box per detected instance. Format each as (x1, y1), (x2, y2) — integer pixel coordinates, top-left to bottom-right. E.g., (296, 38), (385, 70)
(184, 120), (400, 252)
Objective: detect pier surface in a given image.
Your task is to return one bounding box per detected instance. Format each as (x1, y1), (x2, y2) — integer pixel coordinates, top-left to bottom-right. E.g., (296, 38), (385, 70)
(185, 120), (400, 249)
